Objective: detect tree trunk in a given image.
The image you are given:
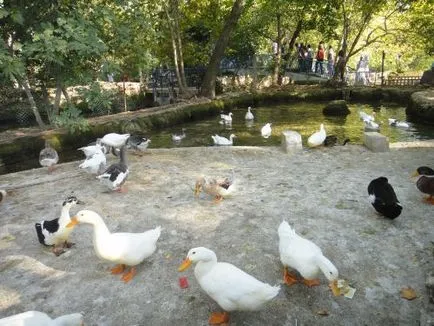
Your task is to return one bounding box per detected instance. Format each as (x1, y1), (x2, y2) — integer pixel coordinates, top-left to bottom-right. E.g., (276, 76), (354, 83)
(165, 0), (188, 94)
(272, 14), (282, 85)
(16, 74), (46, 128)
(283, 19), (303, 72)
(53, 77), (62, 118)
(62, 87), (70, 104)
(199, 0), (245, 98)
(333, 4), (349, 82)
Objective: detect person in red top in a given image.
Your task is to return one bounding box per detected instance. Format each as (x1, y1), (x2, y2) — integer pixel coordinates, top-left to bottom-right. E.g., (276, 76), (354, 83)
(315, 41), (325, 75)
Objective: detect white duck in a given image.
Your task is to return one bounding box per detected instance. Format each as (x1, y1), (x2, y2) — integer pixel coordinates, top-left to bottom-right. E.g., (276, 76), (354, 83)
(364, 120), (380, 131)
(388, 118), (409, 128)
(359, 110), (375, 122)
(261, 123), (272, 138)
(220, 112), (233, 124)
(96, 146), (129, 192)
(178, 247), (280, 325)
(278, 221), (339, 293)
(79, 147), (106, 175)
(0, 311), (83, 326)
(127, 135), (151, 152)
(307, 123), (326, 147)
(100, 133), (130, 148)
(245, 107), (254, 120)
(35, 195), (83, 256)
(172, 128), (186, 142)
(211, 134), (236, 146)
(78, 140), (107, 158)
(39, 140), (59, 172)
(67, 210), (161, 283)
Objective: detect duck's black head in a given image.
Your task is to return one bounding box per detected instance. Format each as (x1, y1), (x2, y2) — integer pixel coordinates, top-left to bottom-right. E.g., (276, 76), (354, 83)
(62, 195), (84, 206)
(417, 166), (434, 176)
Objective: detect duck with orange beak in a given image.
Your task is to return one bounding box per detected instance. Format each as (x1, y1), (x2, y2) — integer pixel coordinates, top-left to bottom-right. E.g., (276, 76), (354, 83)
(178, 247), (280, 325)
(67, 209), (161, 282)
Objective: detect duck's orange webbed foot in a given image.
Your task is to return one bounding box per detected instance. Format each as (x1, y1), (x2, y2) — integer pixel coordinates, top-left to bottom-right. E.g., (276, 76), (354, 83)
(111, 264), (126, 274)
(283, 267), (298, 286)
(424, 195), (434, 205)
(213, 195), (223, 204)
(208, 312), (229, 325)
(302, 278), (321, 287)
(121, 267), (137, 283)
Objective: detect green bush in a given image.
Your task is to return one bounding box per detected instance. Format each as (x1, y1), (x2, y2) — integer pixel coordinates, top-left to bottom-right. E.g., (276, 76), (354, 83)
(78, 82), (117, 116)
(54, 104), (89, 134)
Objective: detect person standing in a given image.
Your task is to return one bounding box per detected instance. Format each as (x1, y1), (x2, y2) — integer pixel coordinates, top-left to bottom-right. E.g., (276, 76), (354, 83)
(315, 42), (325, 75)
(306, 44), (314, 73)
(327, 46), (335, 78)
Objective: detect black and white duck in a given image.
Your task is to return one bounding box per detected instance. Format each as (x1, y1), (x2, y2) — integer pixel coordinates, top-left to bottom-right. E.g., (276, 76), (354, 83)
(96, 145), (129, 192)
(412, 166), (434, 204)
(35, 195), (84, 256)
(127, 135), (151, 152)
(367, 177), (402, 219)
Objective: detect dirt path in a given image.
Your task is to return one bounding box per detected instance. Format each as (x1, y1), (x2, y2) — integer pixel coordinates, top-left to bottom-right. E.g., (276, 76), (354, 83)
(0, 144), (433, 325)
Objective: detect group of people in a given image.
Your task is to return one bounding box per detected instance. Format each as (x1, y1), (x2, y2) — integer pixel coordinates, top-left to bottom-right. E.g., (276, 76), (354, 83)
(295, 41), (336, 77)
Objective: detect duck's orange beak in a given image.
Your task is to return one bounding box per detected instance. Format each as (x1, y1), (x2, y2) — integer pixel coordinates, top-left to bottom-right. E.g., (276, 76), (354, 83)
(66, 216), (79, 228)
(178, 258), (192, 272)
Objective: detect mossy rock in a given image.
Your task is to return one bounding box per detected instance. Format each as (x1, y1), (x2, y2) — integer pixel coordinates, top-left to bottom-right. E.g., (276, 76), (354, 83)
(323, 100), (350, 116)
(406, 89), (434, 123)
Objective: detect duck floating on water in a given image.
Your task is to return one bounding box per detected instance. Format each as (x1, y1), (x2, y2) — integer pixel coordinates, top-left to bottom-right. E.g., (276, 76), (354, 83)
(35, 195), (84, 256)
(245, 106), (254, 120)
(278, 221), (339, 293)
(67, 210), (161, 283)
(178, 247), (280, 325)
(39, 140), (59, 172)
(388, 118), (409, 128)
(220, 112), (233, 124)
(211, 134), (236, 146)
(261, 123), (272, 138)
(96, 145), (129, 192)
(307, 123), (326, 147)
(412, 166), (434, 204)
(0, 311), (83, 326)
(195, 173), (235, 203)
(172, 128), (186, 142)
(367, 177), (402, 219)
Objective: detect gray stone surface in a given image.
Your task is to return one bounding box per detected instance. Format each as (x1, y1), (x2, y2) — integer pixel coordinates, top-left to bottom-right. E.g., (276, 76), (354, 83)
(0, 144), (434, 325)
(322, 100), (350, 116)
(281, 130), (302, 154)
(364, 132), (390, 152)
(406, 89), (434, 123)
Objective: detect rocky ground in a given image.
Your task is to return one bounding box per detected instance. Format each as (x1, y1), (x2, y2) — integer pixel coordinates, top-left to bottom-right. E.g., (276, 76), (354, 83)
(0, 143), (433, 325)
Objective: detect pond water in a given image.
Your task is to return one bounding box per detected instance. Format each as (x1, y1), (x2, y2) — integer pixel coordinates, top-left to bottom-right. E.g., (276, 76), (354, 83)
(1, 101), (433, 175)
(149, 102), (434, 147)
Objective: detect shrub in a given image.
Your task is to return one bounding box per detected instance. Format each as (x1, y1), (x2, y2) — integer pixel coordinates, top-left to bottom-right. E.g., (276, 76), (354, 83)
(53, 104), (89, 134)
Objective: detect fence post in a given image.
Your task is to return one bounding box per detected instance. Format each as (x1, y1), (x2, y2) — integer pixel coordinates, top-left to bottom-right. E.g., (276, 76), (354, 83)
(381, 51), (385, 86)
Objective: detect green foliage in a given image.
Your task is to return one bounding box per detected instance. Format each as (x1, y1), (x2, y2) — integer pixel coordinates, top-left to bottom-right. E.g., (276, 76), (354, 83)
(53, 104), (89, 134)
(78, 82), (117, 116)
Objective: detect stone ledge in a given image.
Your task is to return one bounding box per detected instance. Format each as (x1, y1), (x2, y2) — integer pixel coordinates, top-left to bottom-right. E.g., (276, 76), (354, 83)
(364, 132), (389, 152)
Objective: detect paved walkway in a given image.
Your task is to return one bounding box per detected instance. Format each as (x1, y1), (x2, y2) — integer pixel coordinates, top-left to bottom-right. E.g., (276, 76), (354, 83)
(0, 144), (433, 325)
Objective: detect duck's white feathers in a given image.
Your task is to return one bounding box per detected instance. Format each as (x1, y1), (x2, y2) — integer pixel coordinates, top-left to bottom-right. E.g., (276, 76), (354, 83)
(79, 151), (106, 174)
(307, 123), (326, 147)
(211, 134), (235, 146)
(278, 221), (338, 281)
(245, 107), (254, 120)
(100, 133), (130, 148)
(220, 112), (233, 123)
(76, 210), (161, 266)
(39, 141), (59, 168)
(188, 247), (280, 312)
(261, 123), (272, 138)
(0, 311), (83, 326)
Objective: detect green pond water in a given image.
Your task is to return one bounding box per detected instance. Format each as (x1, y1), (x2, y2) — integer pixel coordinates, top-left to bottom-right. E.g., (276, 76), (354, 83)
(1, 101), (433, 175)
(148, 102), (434, 147)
